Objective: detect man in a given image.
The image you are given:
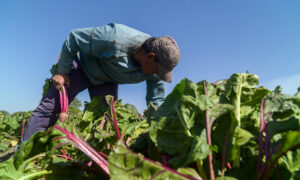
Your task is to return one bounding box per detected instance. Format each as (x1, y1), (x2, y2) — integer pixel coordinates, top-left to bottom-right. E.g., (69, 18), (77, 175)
(21, 23), (180, 143)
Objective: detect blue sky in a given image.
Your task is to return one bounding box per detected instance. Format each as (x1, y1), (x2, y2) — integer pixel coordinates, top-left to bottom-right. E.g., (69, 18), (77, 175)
(1, 0), (300, 113)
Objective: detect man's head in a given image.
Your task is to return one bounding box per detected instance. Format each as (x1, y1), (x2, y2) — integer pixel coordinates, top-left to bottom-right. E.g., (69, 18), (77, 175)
(133, 36), (180, 82)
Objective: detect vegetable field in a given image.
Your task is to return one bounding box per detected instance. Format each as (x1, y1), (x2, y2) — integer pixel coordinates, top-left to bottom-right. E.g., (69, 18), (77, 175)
(1, 72), (300, 180)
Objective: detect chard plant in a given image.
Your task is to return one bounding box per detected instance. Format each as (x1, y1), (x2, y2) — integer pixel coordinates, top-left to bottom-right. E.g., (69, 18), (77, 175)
(59, 86), (69, 124)
(1, 72), (300, 180)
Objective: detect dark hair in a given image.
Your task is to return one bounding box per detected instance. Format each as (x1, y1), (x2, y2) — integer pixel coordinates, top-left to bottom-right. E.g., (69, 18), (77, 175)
(142, 37), (159, 63)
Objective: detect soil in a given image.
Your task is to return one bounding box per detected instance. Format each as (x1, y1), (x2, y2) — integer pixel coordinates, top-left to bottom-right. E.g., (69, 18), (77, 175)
(0, 146), (15, 162)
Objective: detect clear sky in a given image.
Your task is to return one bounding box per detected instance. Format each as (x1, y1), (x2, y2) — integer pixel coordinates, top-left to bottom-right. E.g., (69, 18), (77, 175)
(1, 0), (300, 113)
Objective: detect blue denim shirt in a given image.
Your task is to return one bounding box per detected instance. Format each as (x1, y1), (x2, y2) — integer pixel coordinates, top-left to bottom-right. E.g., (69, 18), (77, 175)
(58, 23), (165, 107)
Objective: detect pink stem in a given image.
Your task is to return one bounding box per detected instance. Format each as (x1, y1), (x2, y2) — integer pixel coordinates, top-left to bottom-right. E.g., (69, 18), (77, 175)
(59, 86), (69, 113)
(59, 90), (64, 111)
(21, 117), (26, 138)
(226, 162), (232, 170)
(265, 122), (270, 162)
(65, 87), (69, 111)
(54, 137), (67, 142)
(87, 161), (93, 167)
(203, 80), (215, 180)
(125, 137), (131, 146)
(273, 166), (281, 180)
(56, 154), (75, 161)
(61, 149), (69, 160)
(111, 97), (121, 139)
(221, 129), (230, 176)
(100, 116), (106, 130)
(212, 79), (227, 85)
(98, 151), (108, 159)
(55, 125), (109, 175)
(162, 155), (170, 167)
(143, 153), (198, 180)
(257, 98), (265, 174)
(62, 86), (66, 111)
(62, 86), (68, 112)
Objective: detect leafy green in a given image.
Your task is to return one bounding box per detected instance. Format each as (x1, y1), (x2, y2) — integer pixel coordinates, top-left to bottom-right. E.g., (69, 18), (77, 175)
(13, 128), (63, 169)
(150, 79), (210, 168)
(108, 141), (195, 180)
(1, 72), (300, 180)
(0, 156), (52, 180)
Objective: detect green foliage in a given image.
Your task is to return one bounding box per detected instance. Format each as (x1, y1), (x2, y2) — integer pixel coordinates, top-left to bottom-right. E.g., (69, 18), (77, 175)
(108, 141), (192, 180)
(42, 63), (58, 98)
(0, 111), (32, 152)
(149, 79), (210, 168)
(1, 72), (300, 180)
(0, 156), (52, 180)
(0, 110), (10, 116)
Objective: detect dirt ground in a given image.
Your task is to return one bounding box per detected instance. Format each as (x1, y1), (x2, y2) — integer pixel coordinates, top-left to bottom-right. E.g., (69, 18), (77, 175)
(0, 146), (15, 162)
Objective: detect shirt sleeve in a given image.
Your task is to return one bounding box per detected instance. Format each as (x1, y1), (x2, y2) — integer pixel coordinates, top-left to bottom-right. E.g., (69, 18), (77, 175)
(146, 75), (166, 107)
(58, 28), (94, 74)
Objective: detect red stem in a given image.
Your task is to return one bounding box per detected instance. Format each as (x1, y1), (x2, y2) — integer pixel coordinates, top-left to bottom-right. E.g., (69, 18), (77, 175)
(87, 161), (93, 167)
(257, 98), (265, 174)
(98, 151), (108, 159)
(125, 137), (131, 146)
(162, 155), (170, 167)
(226, 162), (232, 170)
(221, 129), (230, 176)
(203, 80), (215, 180)
(100, 116), (106, 130)
(61, 149), (70, 160)
(56, 154), (75, 161)
(62, 86), (68, 112)
(212, 79), (227, 85)
(55, 125), (109, 175)
(59, 90), (64, 111)
(65, 87), (68, 111)
(21, 117), (26, 138)
(145, 155), (198, 179)
(273, 166), (281, 180)
(262, 143), (300, 180)
(111, 97), (121, 140)
(265, 122), (270, 162)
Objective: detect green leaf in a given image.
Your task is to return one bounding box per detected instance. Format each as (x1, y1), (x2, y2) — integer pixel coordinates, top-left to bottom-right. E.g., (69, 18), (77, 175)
(269, 131), (300, 166)
(224, 73), (270, 167)
(150, 79), (229, 168)
(45, 156), (86, 180)
(267, 117), (300, 139)
(12, 128), (63, 170)
(215, 177), (238, 180)
(177, 167), (202, 179)
(263, 93), (300, 139)
(108, 141), (191, 180)
(235, 127), (253, 146)
(79, 96), (108, 139)
(0, 155), (52, 180)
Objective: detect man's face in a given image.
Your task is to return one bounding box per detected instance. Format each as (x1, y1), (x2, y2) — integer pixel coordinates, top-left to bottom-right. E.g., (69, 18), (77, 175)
(141, 53), (158, 75)
(134, 49), (158, 75)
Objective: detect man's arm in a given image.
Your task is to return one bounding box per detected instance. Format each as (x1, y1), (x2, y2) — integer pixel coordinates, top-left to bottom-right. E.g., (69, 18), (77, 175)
(146, 75), (165, 107)
(58, 28), (94, 74)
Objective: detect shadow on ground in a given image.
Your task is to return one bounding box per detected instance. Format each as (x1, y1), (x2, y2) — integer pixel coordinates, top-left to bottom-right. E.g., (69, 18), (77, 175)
(0, 146), (15, 162)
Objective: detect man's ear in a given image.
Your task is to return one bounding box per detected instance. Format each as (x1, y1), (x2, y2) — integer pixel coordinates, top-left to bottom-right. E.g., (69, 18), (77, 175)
(147, 52), (155, 58)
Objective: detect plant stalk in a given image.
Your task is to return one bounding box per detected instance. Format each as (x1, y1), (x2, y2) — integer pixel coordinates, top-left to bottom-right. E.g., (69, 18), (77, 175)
(197, 160), (208, 180)
(55, 125), (109, 175)
(203, 80), (215, 180)
(110, 97), (121, 139)
(20, 170), (52, 180)
(257, 98), (265, 174)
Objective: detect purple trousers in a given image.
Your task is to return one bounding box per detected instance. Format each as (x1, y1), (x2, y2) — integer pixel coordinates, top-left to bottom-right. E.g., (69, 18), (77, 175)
(21, 60), (118, 142)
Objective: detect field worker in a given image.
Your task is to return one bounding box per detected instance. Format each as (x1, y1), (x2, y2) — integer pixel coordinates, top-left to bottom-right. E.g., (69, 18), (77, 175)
(21, 23), (180, 143)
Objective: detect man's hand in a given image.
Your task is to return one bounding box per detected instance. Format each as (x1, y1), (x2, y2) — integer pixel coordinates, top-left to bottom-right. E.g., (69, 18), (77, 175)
(52, 74), (70, 90)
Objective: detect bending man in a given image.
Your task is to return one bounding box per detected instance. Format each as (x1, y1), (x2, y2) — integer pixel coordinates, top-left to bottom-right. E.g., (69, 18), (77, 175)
(22, 23), (180, 142)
